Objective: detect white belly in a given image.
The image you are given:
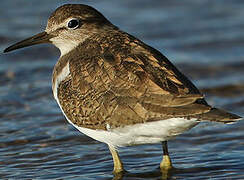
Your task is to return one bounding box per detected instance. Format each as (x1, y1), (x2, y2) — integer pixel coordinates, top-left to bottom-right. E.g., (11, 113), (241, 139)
(66, 116), (199, 147)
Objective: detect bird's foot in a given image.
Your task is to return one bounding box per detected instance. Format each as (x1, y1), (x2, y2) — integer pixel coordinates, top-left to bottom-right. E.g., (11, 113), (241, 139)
(160, 155), (173, 171)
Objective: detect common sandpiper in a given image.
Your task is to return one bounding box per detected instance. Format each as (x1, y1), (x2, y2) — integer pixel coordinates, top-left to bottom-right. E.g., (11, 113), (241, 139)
(4, 4), (242, 175)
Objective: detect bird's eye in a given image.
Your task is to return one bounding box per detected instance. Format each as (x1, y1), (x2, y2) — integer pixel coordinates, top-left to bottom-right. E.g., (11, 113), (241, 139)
(67, 18), (80, 29)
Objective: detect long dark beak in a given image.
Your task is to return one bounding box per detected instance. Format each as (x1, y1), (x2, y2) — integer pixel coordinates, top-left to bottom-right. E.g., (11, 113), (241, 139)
(4, 31), (53, 53)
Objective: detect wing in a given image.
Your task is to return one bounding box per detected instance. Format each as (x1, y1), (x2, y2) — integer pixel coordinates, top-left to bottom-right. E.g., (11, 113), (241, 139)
(67, 32), (211, 130)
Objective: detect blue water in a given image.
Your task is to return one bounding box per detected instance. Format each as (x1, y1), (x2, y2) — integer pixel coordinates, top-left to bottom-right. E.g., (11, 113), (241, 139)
(0, 0), (244, 179)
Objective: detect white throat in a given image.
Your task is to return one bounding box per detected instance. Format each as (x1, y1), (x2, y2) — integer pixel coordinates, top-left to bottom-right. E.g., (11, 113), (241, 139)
(50, 37), (79, 57)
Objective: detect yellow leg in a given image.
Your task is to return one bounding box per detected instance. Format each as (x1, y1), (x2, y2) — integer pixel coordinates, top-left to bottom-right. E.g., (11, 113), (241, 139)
(108, 145), (124, 174)
(160, 141), (173, 171)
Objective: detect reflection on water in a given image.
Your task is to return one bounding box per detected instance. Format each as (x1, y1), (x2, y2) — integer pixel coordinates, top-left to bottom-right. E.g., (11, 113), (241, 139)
(0, 0), (244, 179)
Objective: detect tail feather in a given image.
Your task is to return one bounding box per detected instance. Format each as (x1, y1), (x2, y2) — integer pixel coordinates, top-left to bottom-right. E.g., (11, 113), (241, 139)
(197, 108), (242, 124)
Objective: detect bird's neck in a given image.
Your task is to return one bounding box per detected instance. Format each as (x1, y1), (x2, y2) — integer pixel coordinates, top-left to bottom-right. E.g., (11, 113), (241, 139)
(52, 54), (70, 100)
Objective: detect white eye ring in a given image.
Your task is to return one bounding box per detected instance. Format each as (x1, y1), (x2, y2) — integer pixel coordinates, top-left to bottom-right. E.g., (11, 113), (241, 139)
(67, 18), (80, 29)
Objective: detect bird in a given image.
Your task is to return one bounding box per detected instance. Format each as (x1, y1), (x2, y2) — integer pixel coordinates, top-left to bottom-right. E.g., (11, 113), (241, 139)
(4, 4), (242, 174)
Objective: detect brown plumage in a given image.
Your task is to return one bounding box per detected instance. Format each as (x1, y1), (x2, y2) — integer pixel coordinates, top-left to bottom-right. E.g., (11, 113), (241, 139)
(4, 3), (242, 174)
(52, 9), (240, 130)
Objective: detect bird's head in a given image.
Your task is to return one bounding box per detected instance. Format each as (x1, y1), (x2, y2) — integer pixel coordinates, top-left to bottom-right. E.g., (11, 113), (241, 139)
(4, 4), (113, 56)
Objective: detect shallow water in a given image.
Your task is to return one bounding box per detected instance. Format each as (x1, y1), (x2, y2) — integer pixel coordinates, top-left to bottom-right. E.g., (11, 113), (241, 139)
(0, 0), (244, 179)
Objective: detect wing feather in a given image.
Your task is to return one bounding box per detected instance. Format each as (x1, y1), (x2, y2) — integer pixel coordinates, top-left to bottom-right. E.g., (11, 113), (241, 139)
(66, 32), (211, 130)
